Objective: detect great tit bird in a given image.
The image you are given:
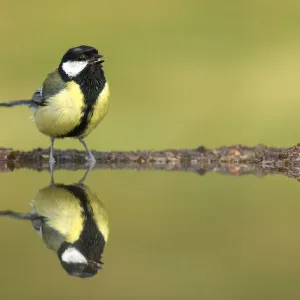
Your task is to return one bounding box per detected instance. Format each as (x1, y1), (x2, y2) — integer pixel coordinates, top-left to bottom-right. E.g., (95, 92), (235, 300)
(0, 182), (109, 278)
(0, 45), (109, 164)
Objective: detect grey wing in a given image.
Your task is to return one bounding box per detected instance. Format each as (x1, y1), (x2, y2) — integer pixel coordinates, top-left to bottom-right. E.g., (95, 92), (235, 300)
(41, 224), (66, 251)
(30, 86), (62, 111)
(31, 70), (65, 108)
(31, 86), (59, 104)
(28, 87), (44, 111)
(32, 217), (43, 237)
(33, 217), (66, 251)
(31, 87), (43, 104)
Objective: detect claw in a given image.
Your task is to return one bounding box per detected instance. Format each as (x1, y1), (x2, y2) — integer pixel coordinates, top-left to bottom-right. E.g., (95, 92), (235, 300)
(85, 155), (96, 164)
(49, 157), (56, 164)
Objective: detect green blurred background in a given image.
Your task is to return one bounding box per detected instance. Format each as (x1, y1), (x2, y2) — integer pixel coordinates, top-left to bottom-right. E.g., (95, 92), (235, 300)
(1, 0), (300, 299)
(1, 0), (300, 150)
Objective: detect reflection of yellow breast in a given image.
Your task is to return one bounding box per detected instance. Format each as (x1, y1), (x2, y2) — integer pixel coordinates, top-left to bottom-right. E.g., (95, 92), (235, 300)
(33, 185), (84, 243)
(34, 82), (84, 137)
(33, 184), (109, 244)
(81, 82), (110, 138)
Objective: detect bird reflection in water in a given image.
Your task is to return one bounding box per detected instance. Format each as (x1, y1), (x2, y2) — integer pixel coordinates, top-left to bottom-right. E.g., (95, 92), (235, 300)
(0, 169), (109, 278)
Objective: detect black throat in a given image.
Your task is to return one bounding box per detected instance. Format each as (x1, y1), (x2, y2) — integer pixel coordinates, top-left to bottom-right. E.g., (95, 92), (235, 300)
(58, 63), (106, 138)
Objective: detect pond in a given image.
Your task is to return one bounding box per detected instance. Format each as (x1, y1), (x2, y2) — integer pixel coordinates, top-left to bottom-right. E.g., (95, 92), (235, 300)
(0, 166), (299, 299)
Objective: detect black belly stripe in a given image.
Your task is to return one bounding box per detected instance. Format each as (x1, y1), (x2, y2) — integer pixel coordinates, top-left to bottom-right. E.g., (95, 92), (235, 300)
(57, 63), (106, 138)
(60, 103), (95, 138)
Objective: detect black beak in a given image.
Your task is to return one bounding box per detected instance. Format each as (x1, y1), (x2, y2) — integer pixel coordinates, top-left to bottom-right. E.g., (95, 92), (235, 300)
(91, 54), (104, 64)
(88, 260), (103, 270)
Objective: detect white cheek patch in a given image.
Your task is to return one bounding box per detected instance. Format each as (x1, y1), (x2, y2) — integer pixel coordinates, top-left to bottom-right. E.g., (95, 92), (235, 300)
(61, 247), (88, 264)
(62, 61), (88, 77)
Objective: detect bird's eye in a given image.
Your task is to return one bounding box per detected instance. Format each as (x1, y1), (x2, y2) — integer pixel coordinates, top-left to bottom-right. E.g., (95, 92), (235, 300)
(79, 55), (85, 60)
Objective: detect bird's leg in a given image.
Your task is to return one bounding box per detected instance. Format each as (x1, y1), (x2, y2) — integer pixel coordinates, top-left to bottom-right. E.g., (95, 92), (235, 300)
(78, 163), (95, 185)
(49, 137), (56, 185)
(49, 137), (56, 163)
(49, 163), (55, 185)
(78, 138), (96, 184)
(78, 138), (96, 163)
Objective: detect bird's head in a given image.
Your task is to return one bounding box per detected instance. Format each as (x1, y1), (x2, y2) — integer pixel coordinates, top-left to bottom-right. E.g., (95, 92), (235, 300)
(59, 45), (104, 79)
(59, 246), (103, 278)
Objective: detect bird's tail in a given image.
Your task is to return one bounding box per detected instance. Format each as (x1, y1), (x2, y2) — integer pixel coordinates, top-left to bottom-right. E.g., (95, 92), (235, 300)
(0, 210), (38, 220)
(0, 99), (32, 107)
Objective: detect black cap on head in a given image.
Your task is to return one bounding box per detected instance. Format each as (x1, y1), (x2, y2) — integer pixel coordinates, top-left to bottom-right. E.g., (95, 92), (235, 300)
(61, 45), (101, 63)
(60, 261), (102, 278)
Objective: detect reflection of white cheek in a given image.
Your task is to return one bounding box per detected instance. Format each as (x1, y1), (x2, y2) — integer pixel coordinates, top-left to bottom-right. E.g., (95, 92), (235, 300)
(61, 247), (88, 264)
(62, 61), (88, 77)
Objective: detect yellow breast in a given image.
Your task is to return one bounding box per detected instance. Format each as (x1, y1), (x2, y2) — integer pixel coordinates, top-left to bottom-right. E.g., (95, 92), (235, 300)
(34, 82), (84, 137)
(34, 185), (84, 243)
(33, 82), (110, 138)
(80, 82), (110, 138)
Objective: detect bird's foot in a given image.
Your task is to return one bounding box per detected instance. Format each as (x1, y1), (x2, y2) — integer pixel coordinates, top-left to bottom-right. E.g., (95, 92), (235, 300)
(49, 157), (56, 164)
(78, 160), (96, 184)
(85, 154), (96, 164)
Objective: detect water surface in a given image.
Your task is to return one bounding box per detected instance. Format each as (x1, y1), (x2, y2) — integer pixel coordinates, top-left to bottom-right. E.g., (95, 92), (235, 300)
(0, 168), (299, 299)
